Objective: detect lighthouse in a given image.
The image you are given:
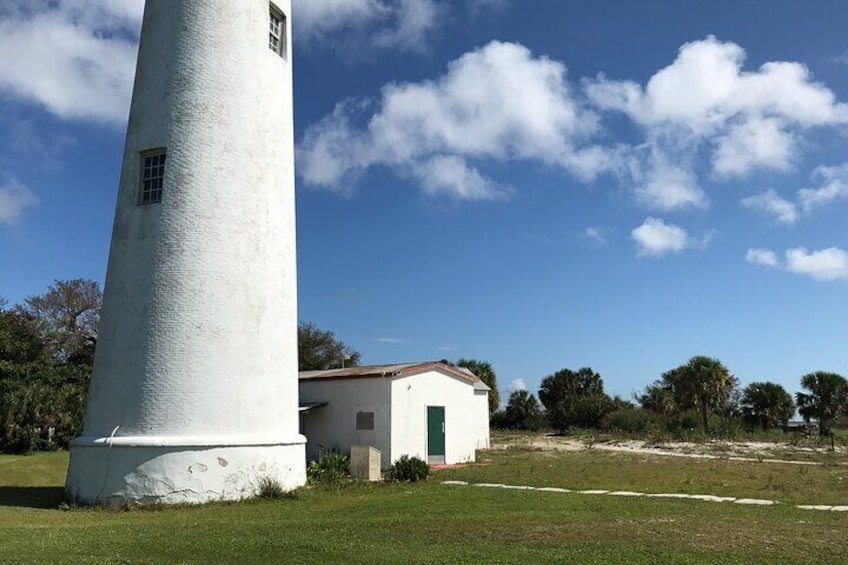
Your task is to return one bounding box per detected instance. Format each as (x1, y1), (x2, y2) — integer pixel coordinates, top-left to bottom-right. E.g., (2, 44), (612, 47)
(65, 0), (305, 504)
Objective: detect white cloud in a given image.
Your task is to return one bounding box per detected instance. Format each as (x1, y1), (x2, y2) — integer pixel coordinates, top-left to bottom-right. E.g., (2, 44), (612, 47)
(634, 151), (708, 210)
(298, 41), (610, 200)
(509, 379), (527, 392)
(631, 217), (691, 258)
(798, 163), (848, 213)
(375, 337), (413, 344)
(0, 178), (38, 225)
(0, 1), (141, 124)
(293, 0), (443, 53)
(741, 189), (798, 225)
(581, 227), (607, 245)
(785, 247), (848, 281)
(746, 248), (780, 268)
(585, 36), (848, 210)
(713, 116), (795, 177)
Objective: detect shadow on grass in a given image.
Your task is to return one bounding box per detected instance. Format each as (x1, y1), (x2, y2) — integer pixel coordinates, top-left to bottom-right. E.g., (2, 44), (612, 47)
(0, 487), (65, 509)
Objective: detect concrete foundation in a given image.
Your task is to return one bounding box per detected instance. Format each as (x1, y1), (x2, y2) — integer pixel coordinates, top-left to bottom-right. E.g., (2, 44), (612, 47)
(66, 434), (305, 505)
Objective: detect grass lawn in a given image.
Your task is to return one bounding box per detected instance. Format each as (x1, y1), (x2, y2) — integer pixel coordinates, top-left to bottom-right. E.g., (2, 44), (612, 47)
(1, 450), (848, 564)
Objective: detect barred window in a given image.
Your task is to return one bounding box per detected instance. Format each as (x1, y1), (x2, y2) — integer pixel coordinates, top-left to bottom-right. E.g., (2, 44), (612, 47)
(269, 4), (286, 58)
(139, 149), (166, 205)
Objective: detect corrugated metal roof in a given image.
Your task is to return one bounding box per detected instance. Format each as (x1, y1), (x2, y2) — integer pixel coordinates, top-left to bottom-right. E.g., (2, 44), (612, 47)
(299, 361), (488, 388)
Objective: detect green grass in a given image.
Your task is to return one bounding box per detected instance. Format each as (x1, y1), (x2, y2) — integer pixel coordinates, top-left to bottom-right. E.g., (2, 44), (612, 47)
(442, 447), (848, 505)
(2, 451), (848, 563)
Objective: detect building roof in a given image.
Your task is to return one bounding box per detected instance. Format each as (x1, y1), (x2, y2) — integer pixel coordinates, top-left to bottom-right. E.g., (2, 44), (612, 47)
(299, 361), (490, 391)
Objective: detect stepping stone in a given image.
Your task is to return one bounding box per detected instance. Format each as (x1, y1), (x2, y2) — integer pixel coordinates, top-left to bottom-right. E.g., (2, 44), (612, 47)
(689, 495), (736, 503)
(797, 505), (832, 511)
(645, 493), (695, 499)
(734, 499), (775, 506)
(501, 485), (535, 490)
(474, 483), (506, 488)
(608, 491), (645, 497)
(441, 481), (467, 486)
(578, 489), (609, 495)
(830, 506), (848, 512)
(536, 487), (571, 493)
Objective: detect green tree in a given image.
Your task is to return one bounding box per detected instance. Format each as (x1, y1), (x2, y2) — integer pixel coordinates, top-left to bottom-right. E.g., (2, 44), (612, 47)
(455, 359), (500, 416)
(639, 382), (676, 417)
(661, 356), (737, 433)
(17, 278), (101, 364)
(0, 284), (97, 453)
(538, 367), (613, 431)
(298, 322), (361, 371)
(795, 372), (848, 436)
(503, 389), (543, 430)
(740, 381), (795, 430)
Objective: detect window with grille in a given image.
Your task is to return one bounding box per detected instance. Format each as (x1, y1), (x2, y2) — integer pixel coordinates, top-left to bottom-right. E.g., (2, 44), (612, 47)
(139, 149), (166, 205)
(269, 4), (286, 58)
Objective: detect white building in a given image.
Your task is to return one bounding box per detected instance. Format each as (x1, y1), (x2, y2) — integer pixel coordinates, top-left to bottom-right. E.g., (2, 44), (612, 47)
(65, 0), (305, 505)
(299, 362), (491, 469)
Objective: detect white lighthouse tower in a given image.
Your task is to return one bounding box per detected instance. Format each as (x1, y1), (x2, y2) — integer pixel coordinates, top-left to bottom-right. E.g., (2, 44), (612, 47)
(65, 0), (305, 504)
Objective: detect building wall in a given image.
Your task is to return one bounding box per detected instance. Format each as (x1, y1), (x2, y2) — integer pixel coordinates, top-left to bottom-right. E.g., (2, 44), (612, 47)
(390, 371), (478, 466)
(473, 390), (491, 450)
(82, 0), (299, 440)
(299, 378), (392, 468)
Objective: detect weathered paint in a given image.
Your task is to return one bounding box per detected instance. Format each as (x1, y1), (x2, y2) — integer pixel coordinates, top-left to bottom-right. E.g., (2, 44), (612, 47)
(65, 0), (305, 505)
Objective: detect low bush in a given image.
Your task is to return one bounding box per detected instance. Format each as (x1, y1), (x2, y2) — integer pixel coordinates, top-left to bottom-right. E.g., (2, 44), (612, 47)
(600, 409), (658, 435)
(386, 455), (429, 482)
(257, 477), (297, 500)
(307, 452), (350, 486)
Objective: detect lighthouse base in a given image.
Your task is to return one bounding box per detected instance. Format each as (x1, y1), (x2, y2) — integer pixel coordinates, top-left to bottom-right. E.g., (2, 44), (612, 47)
(65, 434), (306, 505)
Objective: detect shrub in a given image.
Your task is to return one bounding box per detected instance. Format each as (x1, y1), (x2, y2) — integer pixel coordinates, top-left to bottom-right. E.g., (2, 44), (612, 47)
(600, 409), (658, 435)
(386, 455), (429, 482)
(307, 452), (350, 485)
(257, 477), (296, 500)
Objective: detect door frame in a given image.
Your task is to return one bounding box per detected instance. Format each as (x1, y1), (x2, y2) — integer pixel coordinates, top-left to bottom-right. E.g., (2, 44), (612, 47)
(426, 405), (446, 465)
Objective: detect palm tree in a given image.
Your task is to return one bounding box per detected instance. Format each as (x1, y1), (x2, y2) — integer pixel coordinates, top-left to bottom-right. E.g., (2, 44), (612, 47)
(665, 356), (737, 433)
(795, 372), (848, 436)
(504, 389), (542, 430)
(740, 382), (795, 430)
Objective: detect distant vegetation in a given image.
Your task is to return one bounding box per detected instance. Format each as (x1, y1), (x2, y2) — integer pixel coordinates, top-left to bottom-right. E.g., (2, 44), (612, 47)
(3, 279), (847, 454)
(493, 357), (848, 441)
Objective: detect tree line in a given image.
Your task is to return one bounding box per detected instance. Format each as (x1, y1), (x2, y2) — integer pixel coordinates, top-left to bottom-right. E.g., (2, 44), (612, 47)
(3, 279), (845, 452)
(495, 356), (848, 438)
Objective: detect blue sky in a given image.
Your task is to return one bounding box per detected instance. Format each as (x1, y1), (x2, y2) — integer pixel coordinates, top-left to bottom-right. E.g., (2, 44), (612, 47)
(1, 0), (847, 401)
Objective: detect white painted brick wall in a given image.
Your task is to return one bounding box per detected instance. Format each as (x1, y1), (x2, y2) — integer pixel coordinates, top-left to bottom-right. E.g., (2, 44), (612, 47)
(67, 0), (304, 504)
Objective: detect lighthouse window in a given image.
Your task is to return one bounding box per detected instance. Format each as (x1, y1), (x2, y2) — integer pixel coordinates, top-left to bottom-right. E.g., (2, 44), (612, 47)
(269, 4), (287, 58)
(139, 149), (166, 205)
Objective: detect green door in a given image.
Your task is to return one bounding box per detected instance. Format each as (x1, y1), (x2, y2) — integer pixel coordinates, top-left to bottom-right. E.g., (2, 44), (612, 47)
(427, 406), (446, 463)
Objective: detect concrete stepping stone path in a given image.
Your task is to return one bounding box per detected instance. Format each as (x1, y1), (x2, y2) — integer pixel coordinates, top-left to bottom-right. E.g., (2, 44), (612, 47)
(442, 480), (847, 512)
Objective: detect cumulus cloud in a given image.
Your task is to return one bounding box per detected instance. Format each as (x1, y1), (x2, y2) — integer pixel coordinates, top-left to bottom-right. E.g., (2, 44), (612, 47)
(798, 163), (848, 213)
(741, 189), (798, 225)
(509, 379), (528, 392)
(785, 247), (848, 281)
(0, 1), (142, 124)
(294, 0), (444, 52)
(631, 218), (691, 258)
(0, 178), (38, 225)
(585, 36), (848, 210)
(746, 248), (780, 268)
(746, 246), (848, 282)
(298, 41), (611, 200)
